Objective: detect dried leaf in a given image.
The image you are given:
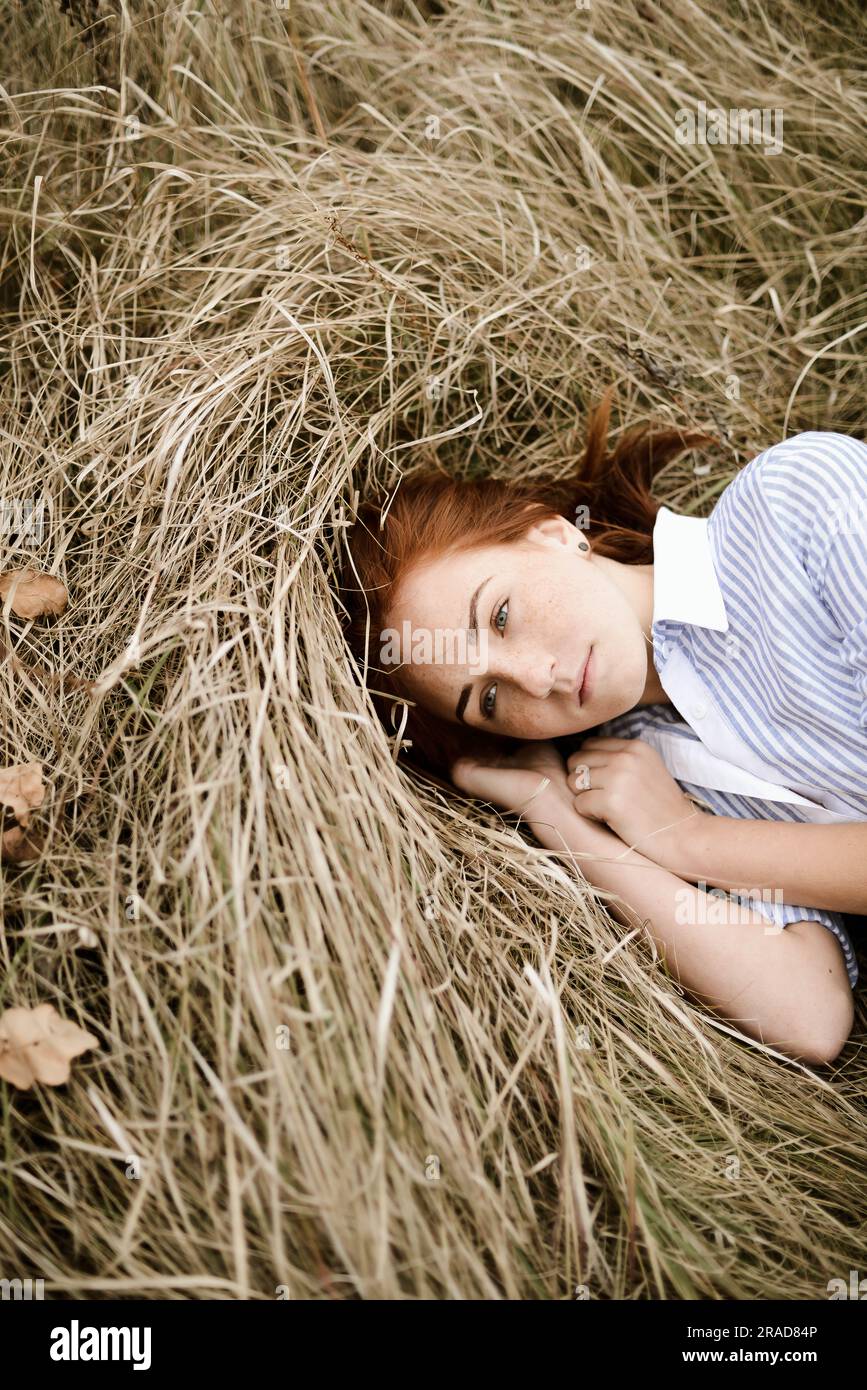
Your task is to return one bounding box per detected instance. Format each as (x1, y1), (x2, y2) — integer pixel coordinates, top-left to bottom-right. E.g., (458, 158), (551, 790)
(0, 762), (44, 826)
(0, 1004), (98, 1090)
(0, 824), (44, 864)
(0, 567), (68, 619)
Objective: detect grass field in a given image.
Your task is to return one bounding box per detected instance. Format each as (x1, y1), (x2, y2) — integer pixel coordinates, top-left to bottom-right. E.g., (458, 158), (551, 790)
(0, 0), (865, 1299)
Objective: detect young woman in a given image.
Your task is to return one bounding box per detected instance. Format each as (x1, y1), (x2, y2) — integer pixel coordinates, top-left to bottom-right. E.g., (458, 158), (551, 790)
(339, 391), (866, 1066)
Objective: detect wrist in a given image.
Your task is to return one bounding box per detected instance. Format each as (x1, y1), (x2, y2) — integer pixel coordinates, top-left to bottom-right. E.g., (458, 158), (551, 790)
(519, 783), (581, 847)
(655, 799), (711, 874)
(521, 780), (572, 824)
(524, 790), (638, 860)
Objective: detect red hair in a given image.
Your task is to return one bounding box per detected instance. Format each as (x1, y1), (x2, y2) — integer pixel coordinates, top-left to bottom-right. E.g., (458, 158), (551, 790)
(338, 388), (715, 782)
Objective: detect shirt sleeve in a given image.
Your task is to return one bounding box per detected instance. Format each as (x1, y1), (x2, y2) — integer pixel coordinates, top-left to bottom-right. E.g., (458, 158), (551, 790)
(754, 431), (867, 728)
(679, 785), (861, 991)
(814, 491), (867, 732)
(722, 888), (859, 990)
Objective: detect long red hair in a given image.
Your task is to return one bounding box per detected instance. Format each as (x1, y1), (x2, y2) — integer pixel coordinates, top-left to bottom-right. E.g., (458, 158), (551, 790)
(338, 388), (715, 782)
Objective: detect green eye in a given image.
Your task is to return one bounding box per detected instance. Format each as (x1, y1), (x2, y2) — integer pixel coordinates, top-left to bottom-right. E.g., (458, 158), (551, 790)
(481, 600), (509, 719)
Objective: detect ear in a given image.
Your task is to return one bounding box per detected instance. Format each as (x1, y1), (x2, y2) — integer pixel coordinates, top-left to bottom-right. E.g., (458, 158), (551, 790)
(523, 513), (584, 551)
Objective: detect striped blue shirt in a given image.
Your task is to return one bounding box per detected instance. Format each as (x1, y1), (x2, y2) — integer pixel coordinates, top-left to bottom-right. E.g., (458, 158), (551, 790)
(592, 431), (867, 989)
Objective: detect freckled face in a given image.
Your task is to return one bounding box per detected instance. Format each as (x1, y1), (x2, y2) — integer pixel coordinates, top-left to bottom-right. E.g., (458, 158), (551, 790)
(384, 515), (652, 740)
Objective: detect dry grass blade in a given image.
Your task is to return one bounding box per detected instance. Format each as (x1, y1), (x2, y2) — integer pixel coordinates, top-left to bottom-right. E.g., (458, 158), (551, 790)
(0, 0), (864, 1300)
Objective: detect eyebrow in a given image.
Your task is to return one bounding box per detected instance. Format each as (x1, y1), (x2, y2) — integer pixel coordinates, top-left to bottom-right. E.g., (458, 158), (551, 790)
(455, 574), (493, 724)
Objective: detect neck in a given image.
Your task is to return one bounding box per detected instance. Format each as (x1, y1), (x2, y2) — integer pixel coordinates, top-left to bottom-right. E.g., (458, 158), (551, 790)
(595, 556), (669, 706)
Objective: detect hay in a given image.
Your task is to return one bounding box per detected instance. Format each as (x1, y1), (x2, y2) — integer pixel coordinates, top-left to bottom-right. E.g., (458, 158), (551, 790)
(0, 0), (864, 1299)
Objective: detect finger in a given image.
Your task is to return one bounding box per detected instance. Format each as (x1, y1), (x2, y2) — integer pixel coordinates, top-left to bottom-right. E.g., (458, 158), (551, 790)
(578, 737), (635, 750)
(569, 763), (609, 792)
(571, 791), (608, 821)
(567, 756), (608, 785)
(450, 757), (547, 810)
(566, 749), (611, 772)
(449, 757), (487, 794)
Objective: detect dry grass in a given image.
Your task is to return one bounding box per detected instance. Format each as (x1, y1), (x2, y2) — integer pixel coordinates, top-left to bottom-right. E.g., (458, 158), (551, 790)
(0, 0), (865, 1299)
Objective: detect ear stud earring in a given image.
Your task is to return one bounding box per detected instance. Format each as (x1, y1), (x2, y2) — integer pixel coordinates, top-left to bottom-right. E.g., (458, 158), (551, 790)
(578, 540), (589, 551)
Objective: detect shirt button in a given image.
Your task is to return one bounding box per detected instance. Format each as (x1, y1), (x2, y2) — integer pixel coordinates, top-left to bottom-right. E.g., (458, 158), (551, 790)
(691, 702), (707, 720)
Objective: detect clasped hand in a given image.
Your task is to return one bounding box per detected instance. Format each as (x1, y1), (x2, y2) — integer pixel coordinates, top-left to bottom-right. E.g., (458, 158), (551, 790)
(450, 736), (704, 868)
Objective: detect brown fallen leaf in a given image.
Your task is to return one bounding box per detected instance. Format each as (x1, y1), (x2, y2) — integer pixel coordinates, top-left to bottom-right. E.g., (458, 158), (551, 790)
(0, 1004), (98, 1089)
(0, 824), (44, 864)
(0, 764), (46, 866)
(0, 567), (68, 619)
(0, 762), (44, 826)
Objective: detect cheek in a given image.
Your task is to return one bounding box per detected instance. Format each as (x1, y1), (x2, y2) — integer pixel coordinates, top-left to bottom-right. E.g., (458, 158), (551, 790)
(510, 700), (556, 737)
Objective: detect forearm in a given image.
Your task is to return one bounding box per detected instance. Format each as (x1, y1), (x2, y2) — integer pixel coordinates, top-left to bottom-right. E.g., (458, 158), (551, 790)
(522, 795), (850, 1057)
(668, 814), (867, 915)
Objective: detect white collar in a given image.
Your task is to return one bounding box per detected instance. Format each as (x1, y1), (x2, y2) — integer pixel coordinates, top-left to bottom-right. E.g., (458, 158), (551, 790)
(651, 505), (729, 632)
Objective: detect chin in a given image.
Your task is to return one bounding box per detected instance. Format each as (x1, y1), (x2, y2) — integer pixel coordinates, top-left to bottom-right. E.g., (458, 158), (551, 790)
(602, 681), (641, 722)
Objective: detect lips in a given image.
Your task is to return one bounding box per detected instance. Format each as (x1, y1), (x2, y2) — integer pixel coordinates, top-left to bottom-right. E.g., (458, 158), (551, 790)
(576, 648), (592, 705)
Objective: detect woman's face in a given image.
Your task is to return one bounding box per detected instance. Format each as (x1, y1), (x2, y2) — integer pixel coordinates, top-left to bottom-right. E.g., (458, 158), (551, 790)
(384, 512), (659, 740)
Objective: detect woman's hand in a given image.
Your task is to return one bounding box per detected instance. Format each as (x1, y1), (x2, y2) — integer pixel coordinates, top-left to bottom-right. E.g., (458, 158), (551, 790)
(450, 741), (646, 872)
(566, 736), (706, 866)
(450, 740), (572, 819)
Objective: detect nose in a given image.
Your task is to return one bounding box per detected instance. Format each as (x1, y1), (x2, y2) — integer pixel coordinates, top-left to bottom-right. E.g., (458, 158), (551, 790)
(492, 648), (556, 700)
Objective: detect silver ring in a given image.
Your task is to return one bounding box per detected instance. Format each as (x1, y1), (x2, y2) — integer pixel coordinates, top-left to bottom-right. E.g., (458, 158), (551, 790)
(573, 763), (591, 791)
